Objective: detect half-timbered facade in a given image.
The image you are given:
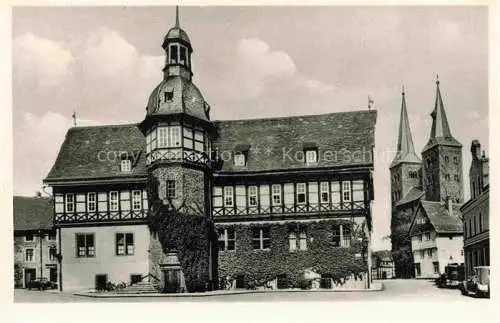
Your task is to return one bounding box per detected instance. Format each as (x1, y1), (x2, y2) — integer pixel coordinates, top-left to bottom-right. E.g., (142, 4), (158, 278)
(44, 9), (377, 292)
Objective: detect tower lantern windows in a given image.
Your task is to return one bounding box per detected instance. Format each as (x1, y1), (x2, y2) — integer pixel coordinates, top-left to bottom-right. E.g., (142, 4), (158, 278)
(169, 44), (178, 64)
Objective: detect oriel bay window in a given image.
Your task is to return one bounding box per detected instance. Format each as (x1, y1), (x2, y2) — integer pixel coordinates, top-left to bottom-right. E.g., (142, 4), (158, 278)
(253, 227), (270, 250)
(218, 228), (236, 251)
(116, 233), (134, 256)
(76, 233), (95, 257)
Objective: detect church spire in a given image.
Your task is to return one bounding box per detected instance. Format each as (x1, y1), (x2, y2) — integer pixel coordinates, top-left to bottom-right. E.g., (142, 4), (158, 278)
(390, 85), (421, 168)
(423, 76), (461, 151)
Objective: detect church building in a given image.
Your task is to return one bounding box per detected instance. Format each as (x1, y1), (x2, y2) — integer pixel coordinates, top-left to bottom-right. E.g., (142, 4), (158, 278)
(390, 80), (464, 278)
(43, 9), (377, 292)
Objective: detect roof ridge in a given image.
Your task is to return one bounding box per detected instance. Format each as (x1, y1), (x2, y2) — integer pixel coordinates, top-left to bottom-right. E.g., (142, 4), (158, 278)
(69, 123), (140, 130)
(214, 109), (377, 123)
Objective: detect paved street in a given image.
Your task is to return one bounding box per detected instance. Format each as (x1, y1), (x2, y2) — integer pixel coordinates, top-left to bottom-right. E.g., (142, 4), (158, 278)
(13, 279), (483, 302)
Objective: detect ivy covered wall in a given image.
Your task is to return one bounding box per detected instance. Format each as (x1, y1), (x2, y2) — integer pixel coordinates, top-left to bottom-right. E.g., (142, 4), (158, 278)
(217, 218), (368, 289)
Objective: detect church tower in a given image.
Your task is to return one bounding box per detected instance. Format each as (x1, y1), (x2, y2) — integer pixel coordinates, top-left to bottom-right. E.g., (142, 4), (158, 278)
(390, 87), (422, 205)
(139, 7), (217, 292)
(421, 78), (463, 203)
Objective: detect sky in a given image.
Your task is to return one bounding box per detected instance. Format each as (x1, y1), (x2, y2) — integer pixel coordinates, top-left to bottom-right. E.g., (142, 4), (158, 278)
(12, 6), (488, 251)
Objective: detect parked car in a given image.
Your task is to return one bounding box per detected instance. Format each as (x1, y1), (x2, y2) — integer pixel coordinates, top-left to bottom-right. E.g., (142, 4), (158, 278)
(460, 266), (490, 298)
(435, 263), (465, 288)
(27, 277), (57, 291)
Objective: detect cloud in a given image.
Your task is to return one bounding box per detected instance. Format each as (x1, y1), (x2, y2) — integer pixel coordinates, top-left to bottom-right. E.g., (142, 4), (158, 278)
(14, 112), (99, 196)
(13, 33), (74, 87)
(230, 38), (335, 98)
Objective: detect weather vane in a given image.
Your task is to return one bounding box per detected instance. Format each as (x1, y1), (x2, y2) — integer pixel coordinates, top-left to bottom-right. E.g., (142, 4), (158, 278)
(72, 111), (77, 127)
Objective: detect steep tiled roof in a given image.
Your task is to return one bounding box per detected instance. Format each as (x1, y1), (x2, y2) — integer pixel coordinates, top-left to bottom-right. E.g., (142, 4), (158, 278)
(420, 200), (463, 234)
(44, 124), (147, 182)
(423, 80), (461, 151)
(213, 110), (377, 173)
(45, 110), (376, 181)
(13, 196), (54, 231)
(390, 90), (421, 168)
(396, 187), (424, 207)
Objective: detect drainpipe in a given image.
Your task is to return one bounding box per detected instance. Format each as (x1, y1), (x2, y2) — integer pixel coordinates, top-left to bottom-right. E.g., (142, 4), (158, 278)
(58, 226), (62, 291)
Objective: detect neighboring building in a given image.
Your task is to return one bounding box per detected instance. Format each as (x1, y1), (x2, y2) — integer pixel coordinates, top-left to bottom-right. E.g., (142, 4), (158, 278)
(408, 199), (463, 278)
(390, 79), (464, 278)
(43, 9), (377, 292)
(13, 195), (58, 288)
(461, 140), (489, 278)
(371, 250), (395, 280)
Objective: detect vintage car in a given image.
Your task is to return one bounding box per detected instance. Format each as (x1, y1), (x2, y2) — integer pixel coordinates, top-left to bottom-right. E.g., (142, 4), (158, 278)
(435, 263), (465, 288)
(27, 277), (57, 291)
(460, 266), (490, 298)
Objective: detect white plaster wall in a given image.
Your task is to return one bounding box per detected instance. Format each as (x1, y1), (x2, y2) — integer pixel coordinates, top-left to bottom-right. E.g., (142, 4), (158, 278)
(435, 235), (464, 273)
(60, 224), (150, 291)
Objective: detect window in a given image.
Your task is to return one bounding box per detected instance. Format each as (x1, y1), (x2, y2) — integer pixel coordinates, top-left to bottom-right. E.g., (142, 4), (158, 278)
(165, 180), (176, 198)
(289, 232), (297, 251)
(252, 227), (270, 250)
(479, 213), (483, 232)
(164, 91), (173, 102)
(76, 233), (95, 257)
(65, 193), (74, 213)
(248, 186), (258, 206)
(342, 181), (351, 202)
(420, 250), (425, 258)
(332, 225), (341, 247)
(423, 232), (431, 241)
(417, 235), (422, 242)
(224, 186), (233, 207)
(453, 156), (458, 164)
(49, 246), (57, 261)
(444, 156), (449, 163)
(132, 190), (142, 210)
(454, 174), (460, 182)
(25, 248), (34, 262)
(158, 127), (169, 148)
(170, 44), (178, 63)
(109, 191), (119, 211)
(234, 153), (246, 167)
(87, 192), (96, 212)
(170, 126), (181, 147)
(409, 171), (418, 179)
(179, 46), (187, 64)
(296, 183), (306, 204)
(272, 184), (282, 205)
(299, 229), (307, 250)
(121, 159), (131, 172)
(218, 228), (236, 251)
(433, 262), (440, 274)
(320, 182), (329, 203)
(25, 233), (34, 242)
(341, 225), (351, 247)
(305, 150), (317, 164)
(427, 249), (433, 257)
(116, 233), (134, 256)
(415, 263), (421, 276)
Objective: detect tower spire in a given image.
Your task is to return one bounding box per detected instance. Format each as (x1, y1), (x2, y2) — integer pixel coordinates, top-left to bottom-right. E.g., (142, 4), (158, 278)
(175, 5), (180, 28)
(390, 85), (421, 168)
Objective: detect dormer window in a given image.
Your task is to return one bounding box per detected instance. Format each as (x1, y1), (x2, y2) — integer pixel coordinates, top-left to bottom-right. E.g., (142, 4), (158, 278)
(234, 153), (246, 167)
(121, 159), (132, 172)
(305, 150), (318, 164)
(164, 90), (173, 102)
(303, 142), (318, 165)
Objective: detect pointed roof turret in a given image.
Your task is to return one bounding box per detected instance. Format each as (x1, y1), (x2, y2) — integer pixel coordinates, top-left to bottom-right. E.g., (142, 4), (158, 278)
(423, 76), (461, 152)
(391, 86), (421, 168)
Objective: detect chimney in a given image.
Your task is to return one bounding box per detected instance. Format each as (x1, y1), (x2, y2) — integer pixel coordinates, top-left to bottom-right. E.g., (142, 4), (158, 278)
(446, 196), (453, 216)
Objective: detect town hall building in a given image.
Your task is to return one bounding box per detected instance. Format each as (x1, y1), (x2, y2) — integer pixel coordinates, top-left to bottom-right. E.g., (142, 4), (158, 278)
(390, 81), (464, 279)
(43, 9), (377, 292)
